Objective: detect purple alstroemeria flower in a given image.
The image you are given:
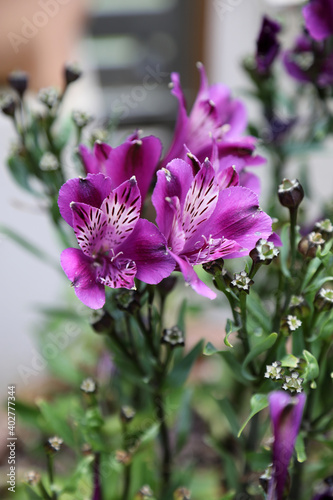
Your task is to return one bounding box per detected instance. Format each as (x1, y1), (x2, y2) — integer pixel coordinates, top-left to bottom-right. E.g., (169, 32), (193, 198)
(256, 16), (281, 75)
(197, 137), (266, 195)
(79, 131), (162, 202)
(152, 158), (273, 299)
(267, 391), (306, 500)
(284, 33), (333, 87)
(161, 63), (247, 167)
(303, 0), (333, 41)
(58, 174), (175, 309)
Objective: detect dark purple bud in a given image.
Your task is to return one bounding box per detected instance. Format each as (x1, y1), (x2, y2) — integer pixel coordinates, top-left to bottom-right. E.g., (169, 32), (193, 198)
(278, 178), (304, 209)
(256, 16), (281, 75)
(0, 94), (16, 117)
(161, 326), (185, 348)
(7, 71), (29, 98)
(202, 258), (224, 276)
(91, 310), (114, 334)
(64, 63), (82, 86)
(314, 287), (333, 312)
(298, 232), (325, 259)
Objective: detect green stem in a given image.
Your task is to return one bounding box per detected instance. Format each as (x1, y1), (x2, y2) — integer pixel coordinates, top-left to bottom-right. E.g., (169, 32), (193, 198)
(46, 455), (57, 500)
(154, 390), (172, 492)
(289, 207), (298, 273)
(121, 464), (131, 500)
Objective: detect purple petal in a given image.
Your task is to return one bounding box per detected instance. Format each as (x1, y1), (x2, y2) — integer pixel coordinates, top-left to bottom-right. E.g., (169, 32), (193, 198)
(100, 178), (141, 247)
(239, 170), (261, 195)
(71, 203), (109, 256)
(100, 257), (137, 290)
(61, 248), (105, 309)
(182, 160), (219, 244)
(152, 159), (193, 240)
(94, 141), (112, 165)
(268, 391), (306, 500)
(169, 250), (216, 299)
(79, 145), (99, 175)
(216, 165), (240, 190)
(58, 174), (112, 227)
(103, 134), (162, 201)
(160, 72), (189, 167)
(303, 0), (333, 41)
(204, 186), (273, 258)
(119, 219), (176, 284)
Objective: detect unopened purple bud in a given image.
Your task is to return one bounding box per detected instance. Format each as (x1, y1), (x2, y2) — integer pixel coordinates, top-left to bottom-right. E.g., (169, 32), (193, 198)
(298, 232), (325, 259)
(0, 94), (16, 117)
(7, 71), (29, 98)
(64, 63), (82, 86)
(278, 178), (304, 209)
(202, 258), (224, 275)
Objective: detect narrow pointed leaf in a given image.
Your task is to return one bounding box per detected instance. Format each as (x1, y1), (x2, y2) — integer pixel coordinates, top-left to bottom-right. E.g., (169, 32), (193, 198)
(238, 393), (269, 437)
(242, 333), (278, 380)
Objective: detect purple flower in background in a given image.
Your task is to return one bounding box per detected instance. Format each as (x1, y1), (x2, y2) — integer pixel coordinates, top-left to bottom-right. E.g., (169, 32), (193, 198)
(303, 0), (333, 41)
(161, 63), (247, 167)
(58, 174), (175, 309)
(256, 16), (281, 74)
(152, 158), (273, 299)
(284, 33), (333, 87)
(79, 132), (162, 202)
(267, 391), (306, 500)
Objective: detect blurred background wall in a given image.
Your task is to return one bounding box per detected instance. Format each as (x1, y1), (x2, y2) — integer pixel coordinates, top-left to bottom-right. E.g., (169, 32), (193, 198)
(1, 0), (330, 396)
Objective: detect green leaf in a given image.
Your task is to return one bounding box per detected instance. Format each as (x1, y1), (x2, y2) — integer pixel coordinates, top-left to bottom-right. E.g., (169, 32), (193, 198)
(166, 340), (203, 388)
(242, 333), (278, 380)
(37, 399), (76, 447)
(247, 291), (272, 332)
(302, 350), (319, 382)
(206, 436), (239, 490)
(224, 319), (240, 348)
(216, 398), (240, 438)
(295, 432), (307, 463)
(24, 485), (43, 499)
(238, 394), (269, 437)
(0, 225), (60, 271)
(175, 388), (193, 452)
(280, 223), (291, 279)
(301, 257), (322, 292)
(203, 343), (248, 385)
(281, 354), (300, 369)
(219, 492), (236, 500)
(7, 155), (37, 194)
(177, 299), (187, 333)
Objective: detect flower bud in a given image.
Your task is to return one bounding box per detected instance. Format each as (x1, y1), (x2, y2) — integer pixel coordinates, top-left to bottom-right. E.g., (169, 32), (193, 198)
(39, 152), (59, 171)
(280, 315), (302, 335)
(80, 377), (97, 394)
(7, 71), (29, 98)
(0, 94), (16, 117)
(282, 371), (304, 393)
(135, 485), (154, 499)
(161, 326), (185, 348)
(314, 219), (333, 240)
(72, 110), (93, 129)
(115, 289), (140, 313)
(120, 406), (136, 423)
(64, 63), (82, 86)
(38, 87), (60, 109)
(298, 232), (325, 259)
(314, 287), (333, 312)
(174, 488), (191, 500)
(230, 271), (254, 294)
(278, 178), (304, 209)
(289, 295), (310, 318)
(265, 361), (283, 381)
(25, 470), (41, 486)
(250, 238), (279, 265)
(202, 258), (224, 275)
(91, 310), (114, 333)
(45, 436), (63, 454)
